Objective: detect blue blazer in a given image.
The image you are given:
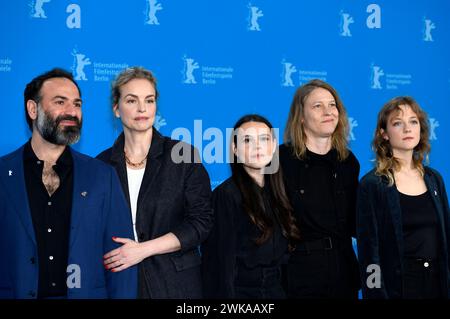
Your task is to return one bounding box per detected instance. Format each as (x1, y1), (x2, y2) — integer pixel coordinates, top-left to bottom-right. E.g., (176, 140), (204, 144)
(357, 167), (450, 299)
(0, 144), (137, 299)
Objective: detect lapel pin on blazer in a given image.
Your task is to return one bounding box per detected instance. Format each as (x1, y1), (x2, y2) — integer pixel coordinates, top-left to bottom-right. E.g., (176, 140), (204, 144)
(8, 170), (13, 176)
(81, 191), (88, 197)
(434, 190), (438, 196)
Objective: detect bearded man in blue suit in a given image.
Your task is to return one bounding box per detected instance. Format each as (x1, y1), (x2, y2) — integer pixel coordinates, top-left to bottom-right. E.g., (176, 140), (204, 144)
(0, 68), (137, 299)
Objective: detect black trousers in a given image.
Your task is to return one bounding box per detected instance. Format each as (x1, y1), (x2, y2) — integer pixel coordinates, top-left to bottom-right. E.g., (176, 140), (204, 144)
(285, 239), (360, 299)
(402, 257), (443, 299)
(234, 265), (286, 299)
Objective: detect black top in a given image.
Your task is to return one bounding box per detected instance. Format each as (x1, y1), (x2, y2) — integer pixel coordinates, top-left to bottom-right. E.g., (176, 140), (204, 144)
(201, 177), (288, 298)
(23, 141), (73, 298)
(298, 149), (338, 240)
(399, 190), (440, 259)
(235, 183), (288, 269)
(279, 144), (360, 242)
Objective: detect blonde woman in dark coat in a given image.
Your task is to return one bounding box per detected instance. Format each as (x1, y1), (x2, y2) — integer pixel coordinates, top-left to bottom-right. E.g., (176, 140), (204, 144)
(97, 67), (213, 298)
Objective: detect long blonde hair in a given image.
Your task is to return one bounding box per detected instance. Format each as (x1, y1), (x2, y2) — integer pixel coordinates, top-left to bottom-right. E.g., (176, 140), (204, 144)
(373, 96), (430, 186)
(284, 79), (349, 160)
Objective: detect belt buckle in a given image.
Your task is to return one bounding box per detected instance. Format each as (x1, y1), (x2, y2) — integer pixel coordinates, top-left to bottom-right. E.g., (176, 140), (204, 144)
(323, 237), (333, 250)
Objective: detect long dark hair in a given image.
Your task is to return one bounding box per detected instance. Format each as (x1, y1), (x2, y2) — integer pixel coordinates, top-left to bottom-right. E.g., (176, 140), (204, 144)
(231, 114), (300, 250)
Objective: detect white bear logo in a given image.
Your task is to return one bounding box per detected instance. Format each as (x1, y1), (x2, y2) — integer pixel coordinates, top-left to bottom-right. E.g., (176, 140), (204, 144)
(72, 51), (91, 81)
(248, 4), (263, 31)
(183, 57), (200, 84)
(146, 0), (163, 25)
(340, 11), (354, 37)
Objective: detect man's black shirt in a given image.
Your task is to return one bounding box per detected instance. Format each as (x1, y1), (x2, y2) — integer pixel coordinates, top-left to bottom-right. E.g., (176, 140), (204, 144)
(23, 141), (73, 298)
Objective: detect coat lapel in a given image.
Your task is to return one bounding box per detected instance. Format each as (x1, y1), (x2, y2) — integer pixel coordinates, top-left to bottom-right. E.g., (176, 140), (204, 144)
(424, 170), (448, 249)
(110, 133), (131, 208)
(385, 182), (404, 257)
(136, 130), (164, 221)
(69, 149), (93, 248)
(1, 146), (36, 245)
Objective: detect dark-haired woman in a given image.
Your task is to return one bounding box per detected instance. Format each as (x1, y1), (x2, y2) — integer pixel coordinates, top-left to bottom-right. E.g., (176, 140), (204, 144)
(201, 114), (300, 299)
(357, 96), (450, 299)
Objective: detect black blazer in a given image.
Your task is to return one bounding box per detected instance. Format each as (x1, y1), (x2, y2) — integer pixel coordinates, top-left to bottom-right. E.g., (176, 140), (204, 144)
(356, 167), (450, 299)
(201, 178), (242, 298)
(97, 129), (213, 298)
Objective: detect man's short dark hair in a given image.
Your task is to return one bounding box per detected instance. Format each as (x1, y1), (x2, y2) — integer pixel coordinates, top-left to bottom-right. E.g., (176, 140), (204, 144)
(24, 68), (82, 130)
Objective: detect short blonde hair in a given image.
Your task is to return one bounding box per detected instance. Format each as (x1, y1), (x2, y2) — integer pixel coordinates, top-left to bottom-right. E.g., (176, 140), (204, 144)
(111, 66), (158, 106)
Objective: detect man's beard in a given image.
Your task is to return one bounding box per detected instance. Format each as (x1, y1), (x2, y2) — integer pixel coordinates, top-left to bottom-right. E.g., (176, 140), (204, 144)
(35, 105), (82, 146)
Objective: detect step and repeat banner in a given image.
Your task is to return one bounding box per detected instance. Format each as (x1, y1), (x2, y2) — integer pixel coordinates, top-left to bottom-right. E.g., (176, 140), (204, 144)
(1, 0), (449, 189)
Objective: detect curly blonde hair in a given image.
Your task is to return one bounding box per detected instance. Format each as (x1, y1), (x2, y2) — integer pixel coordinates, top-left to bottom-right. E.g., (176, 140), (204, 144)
(373, 96), (430, 186)
(284, 79), (349, 161)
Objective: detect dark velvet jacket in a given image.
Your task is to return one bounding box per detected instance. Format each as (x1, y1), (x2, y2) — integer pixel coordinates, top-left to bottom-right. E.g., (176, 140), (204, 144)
(97, 129), (213, 298)
(357, 167), (450, 299)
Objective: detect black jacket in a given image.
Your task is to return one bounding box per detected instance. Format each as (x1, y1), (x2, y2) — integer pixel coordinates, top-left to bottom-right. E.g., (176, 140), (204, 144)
(97, 129), (213, 298)
(201, 178), (288, 298)
(279, 144), (360, 240)
(279, 144), (361, 292)
(357, 167), (450, 299)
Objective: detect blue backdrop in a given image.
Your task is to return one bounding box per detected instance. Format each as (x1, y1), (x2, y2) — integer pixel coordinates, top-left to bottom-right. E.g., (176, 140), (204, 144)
(1, 0), (449, 190)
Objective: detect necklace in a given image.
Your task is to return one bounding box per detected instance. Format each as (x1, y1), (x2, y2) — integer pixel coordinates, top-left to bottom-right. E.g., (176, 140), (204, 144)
(124, 150), (147, 168)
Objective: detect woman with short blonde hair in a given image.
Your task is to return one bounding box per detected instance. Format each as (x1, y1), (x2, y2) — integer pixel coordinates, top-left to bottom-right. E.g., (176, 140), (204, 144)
(97, 66), (213, 298)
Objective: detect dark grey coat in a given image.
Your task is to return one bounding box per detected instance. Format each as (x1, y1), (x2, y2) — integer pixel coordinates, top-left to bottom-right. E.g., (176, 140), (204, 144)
(357, 167), (450, 299)
(97, 129), (213, 298)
